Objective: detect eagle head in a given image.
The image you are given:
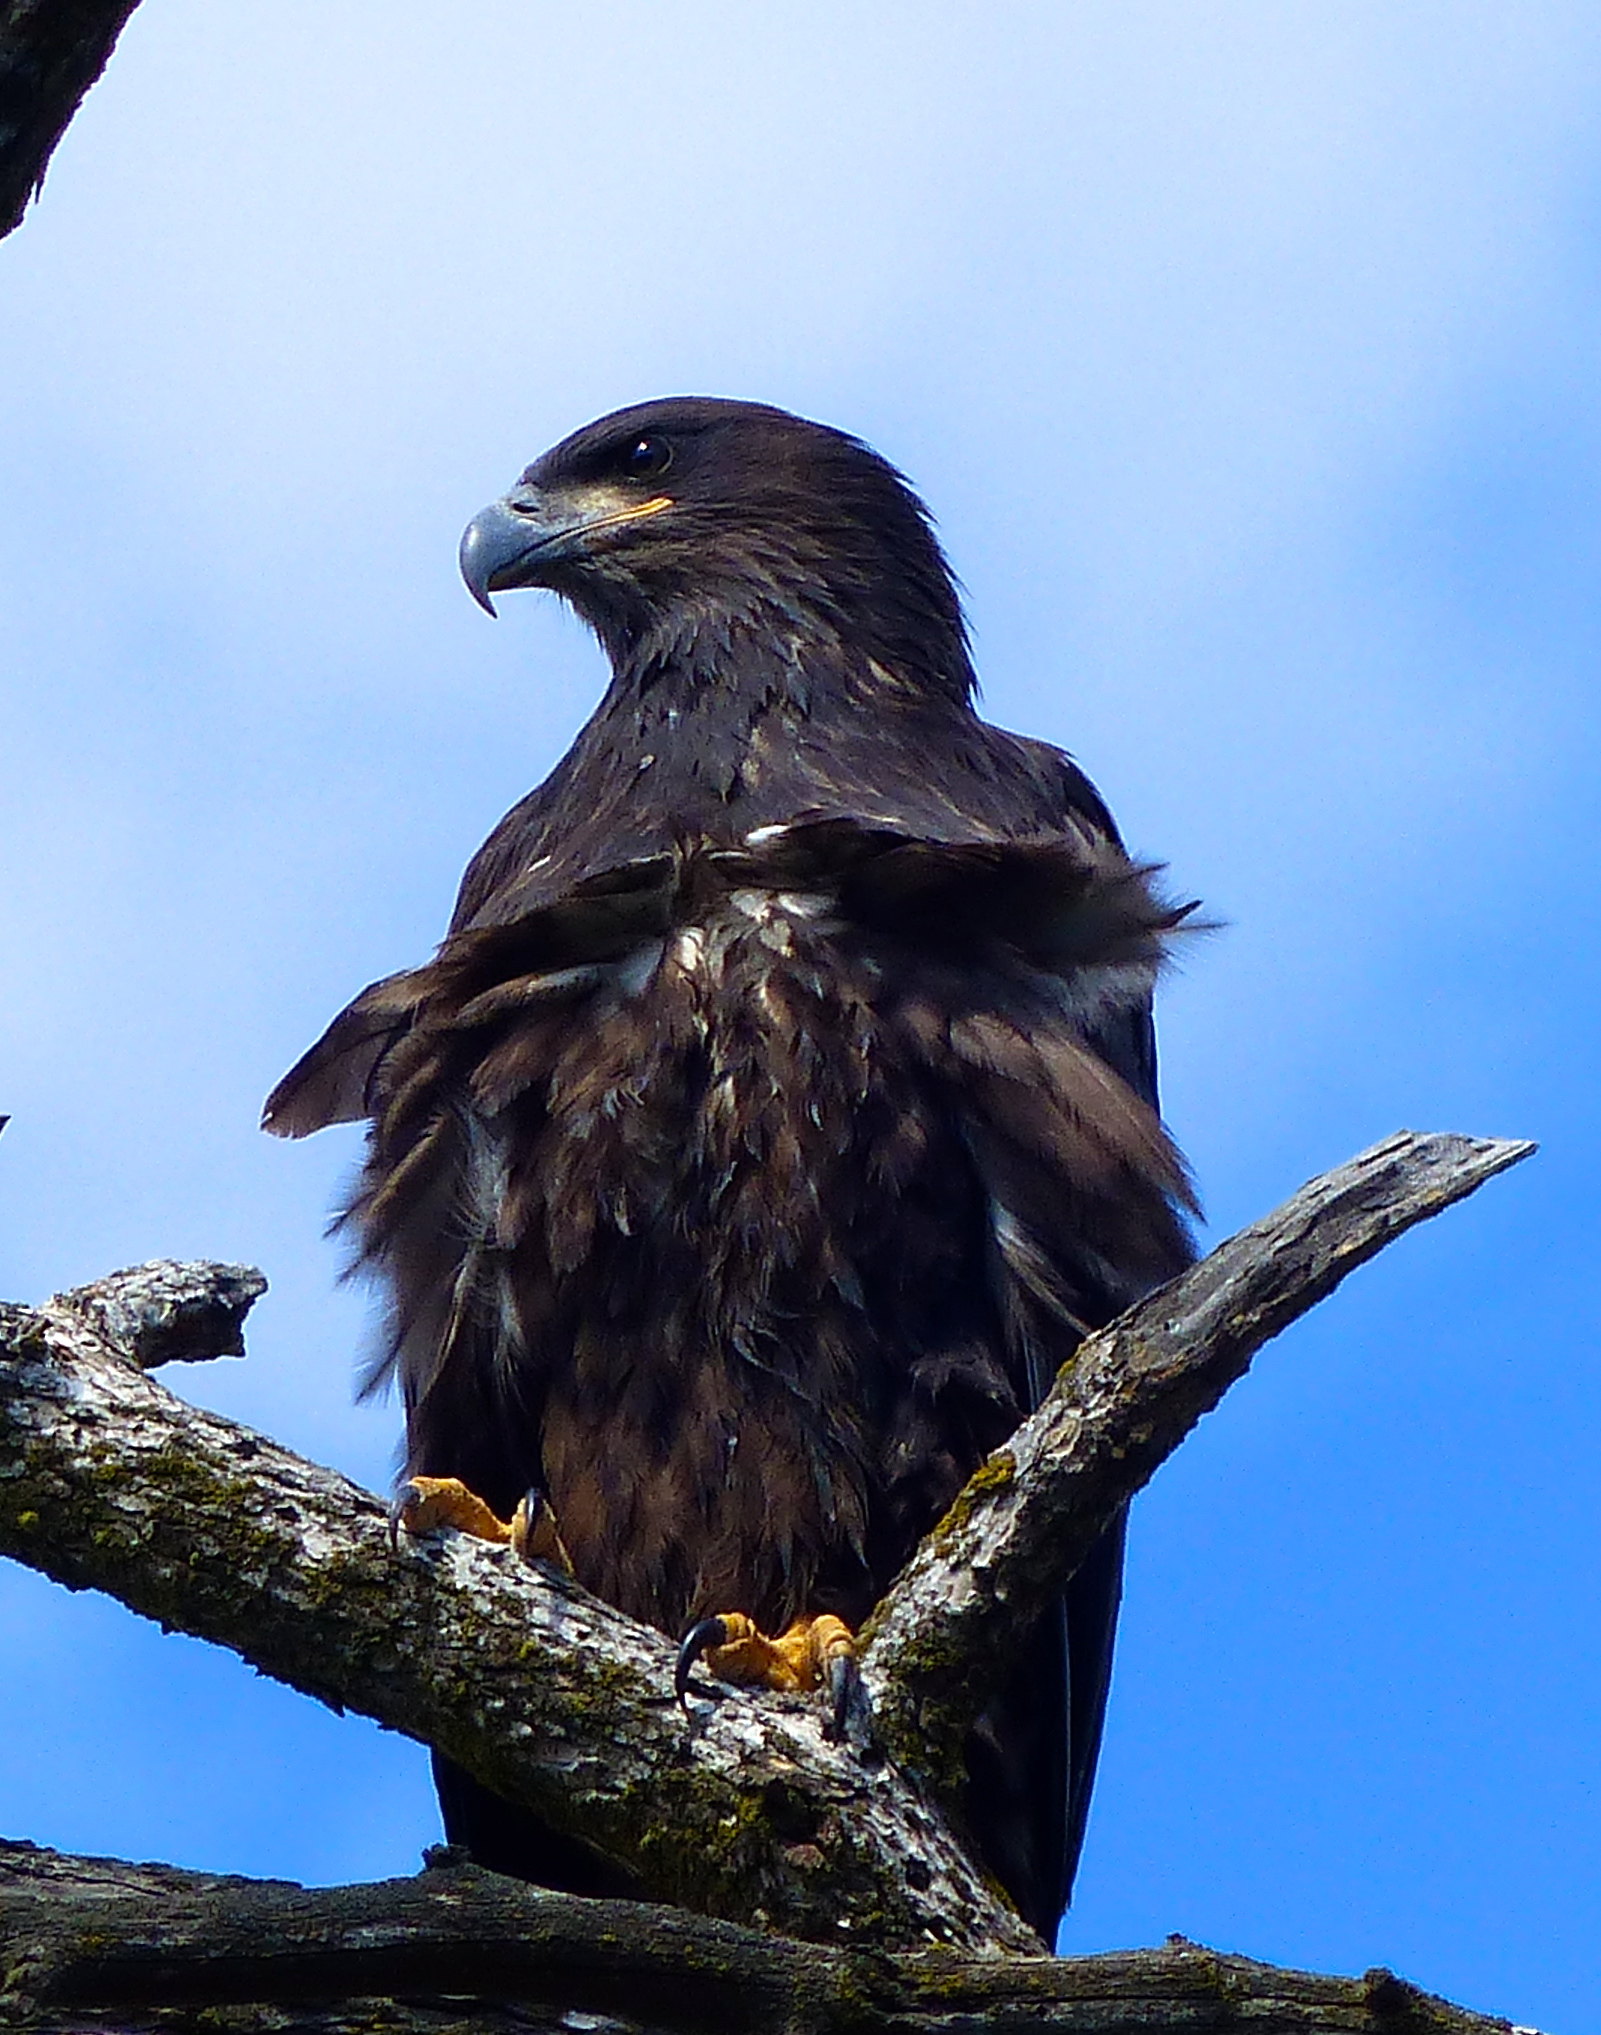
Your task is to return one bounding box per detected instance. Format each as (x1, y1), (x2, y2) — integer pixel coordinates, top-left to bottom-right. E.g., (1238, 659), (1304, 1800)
(459, 397), (971, 694)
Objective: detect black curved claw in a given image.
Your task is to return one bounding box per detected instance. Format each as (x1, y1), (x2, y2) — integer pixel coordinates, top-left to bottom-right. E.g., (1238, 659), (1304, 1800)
(674, 1616), (731, 1706)
(510, 1484), (545, 1561)
(511, 1482), (543, 1536)
(825, 1649), (860, 1744)
(386, 1482), (419, 1553)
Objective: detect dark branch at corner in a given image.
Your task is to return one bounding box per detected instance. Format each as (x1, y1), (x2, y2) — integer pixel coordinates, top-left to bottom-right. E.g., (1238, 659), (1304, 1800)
(0, 1840), (1533, 2035)
(0, 0), (146, 238)
(862, 1130), (1536, 1773)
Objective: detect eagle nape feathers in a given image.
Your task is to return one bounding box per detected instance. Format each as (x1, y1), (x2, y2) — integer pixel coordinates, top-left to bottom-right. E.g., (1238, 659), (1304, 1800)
(265, 396), (1197, 1942)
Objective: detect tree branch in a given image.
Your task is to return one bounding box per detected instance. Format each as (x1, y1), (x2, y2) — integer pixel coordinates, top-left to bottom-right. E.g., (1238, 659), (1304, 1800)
(0, 0), (146, 238)
(861, 1130), (1535, 1776)
(0, 1266), (1031, 1954)
(0, 1132), (1533, 1953)
(0, 1840), (1536, 2034)
(48, 1257), (266, 1368)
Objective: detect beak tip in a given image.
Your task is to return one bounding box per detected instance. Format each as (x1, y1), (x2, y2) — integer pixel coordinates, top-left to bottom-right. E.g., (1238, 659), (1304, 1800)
(458, 509), (507, 617)
(459, 493), (562, 615)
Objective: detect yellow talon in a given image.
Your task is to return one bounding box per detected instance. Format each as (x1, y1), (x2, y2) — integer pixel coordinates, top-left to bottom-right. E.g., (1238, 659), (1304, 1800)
(394, 1475), (515, 1543)
(678, 1610), (857, 1707)
(391, 1475), (573, 1574)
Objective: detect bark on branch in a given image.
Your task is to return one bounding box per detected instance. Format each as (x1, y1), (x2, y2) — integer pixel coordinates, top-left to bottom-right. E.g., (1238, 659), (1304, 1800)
(0, 1132), (1532, 1957)
(0, 1270), (1029, 1955)
(0, 0), (145, 238)
(861, 1130), (1535, 1775)
(0, 1839), (1536, 2034)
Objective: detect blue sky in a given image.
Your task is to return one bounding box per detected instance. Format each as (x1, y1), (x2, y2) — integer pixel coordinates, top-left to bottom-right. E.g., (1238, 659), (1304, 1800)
(1, 6), (1597, 2028)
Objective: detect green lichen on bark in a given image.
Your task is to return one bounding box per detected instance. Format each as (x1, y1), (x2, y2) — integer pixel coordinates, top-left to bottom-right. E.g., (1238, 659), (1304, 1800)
(929, 1447), (1015, 1552)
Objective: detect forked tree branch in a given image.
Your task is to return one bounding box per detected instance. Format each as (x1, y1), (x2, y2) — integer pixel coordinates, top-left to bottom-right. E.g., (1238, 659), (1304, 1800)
(0, 1132), (1532, 1955)
(0, 0), (146, 237)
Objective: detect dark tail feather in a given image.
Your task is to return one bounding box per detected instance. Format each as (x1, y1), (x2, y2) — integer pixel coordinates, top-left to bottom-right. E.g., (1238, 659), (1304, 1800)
(1061, 1507), (1128, 1912)
(960, 1510), (1126, 1943)
(430, 1751), (641, 1899)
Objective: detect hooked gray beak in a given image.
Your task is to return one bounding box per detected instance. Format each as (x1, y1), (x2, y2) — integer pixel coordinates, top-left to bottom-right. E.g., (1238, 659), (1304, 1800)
(459, 486), (676, 615)
(459, 498), (547, 617)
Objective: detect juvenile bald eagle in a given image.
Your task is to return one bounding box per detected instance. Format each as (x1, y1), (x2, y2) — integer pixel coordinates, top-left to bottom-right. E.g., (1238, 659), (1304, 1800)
(265, 398), (1195, 1940)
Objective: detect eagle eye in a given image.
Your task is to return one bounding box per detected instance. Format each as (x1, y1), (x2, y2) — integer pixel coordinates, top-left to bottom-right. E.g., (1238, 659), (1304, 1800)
(623, 434), (673, 481)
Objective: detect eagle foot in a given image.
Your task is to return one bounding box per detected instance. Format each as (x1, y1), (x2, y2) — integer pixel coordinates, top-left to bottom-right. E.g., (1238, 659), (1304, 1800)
(389, 1475), (573, 1572)
(674, 1611), (858, 1738)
